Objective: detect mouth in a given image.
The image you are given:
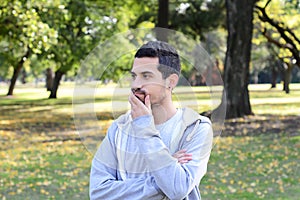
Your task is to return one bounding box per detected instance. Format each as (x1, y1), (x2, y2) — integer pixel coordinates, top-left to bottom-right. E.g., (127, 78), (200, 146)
(131, 89), (146, 103)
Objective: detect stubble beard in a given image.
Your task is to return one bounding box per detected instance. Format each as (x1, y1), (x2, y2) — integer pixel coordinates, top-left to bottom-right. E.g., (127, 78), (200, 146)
(150, 89), (168, 109)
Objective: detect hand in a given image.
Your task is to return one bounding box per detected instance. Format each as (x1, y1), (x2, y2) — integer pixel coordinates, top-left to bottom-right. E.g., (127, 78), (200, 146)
(129, 92), (152, 119)
(172, 149), (192, 164)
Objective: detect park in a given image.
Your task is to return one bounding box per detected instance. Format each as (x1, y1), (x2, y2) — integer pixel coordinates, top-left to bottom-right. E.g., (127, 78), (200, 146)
(0, 82), (299, 199)
(1, 0), (300, 199)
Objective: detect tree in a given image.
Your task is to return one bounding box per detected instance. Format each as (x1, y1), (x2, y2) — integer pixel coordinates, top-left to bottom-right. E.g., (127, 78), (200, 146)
(156, 0), (169, 41)
(0, 0), (57, 96)
(0, 0), (130, 98)
(169, 0), (226, 42)
(129, 0), (227, 85)
(42, 0), (96, 98)
(255, 0), (300, 93)
(222, 0), (257, 118)
(46, 0), (140, 98)
(129, 0), (226, 42)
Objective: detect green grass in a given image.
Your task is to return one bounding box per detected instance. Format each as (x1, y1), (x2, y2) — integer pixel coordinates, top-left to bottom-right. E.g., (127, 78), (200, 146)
(201, 135), (300, 199)
(0, 82), (299, 199)
(1, 141), (90, 200)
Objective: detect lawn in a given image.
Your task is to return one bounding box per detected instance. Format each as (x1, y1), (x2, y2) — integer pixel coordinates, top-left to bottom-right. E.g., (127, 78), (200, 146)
(0, 82), (299, 199)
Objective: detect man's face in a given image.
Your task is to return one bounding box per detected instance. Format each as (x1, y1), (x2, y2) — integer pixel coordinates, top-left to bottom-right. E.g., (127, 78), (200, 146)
(130, 57), (168, 105)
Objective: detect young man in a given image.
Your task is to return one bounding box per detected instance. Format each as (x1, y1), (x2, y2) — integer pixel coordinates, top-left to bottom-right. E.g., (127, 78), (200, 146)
(90, 41), (213, 200)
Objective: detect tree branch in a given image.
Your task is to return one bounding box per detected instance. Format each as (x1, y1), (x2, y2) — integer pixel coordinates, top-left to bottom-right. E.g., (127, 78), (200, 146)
(262, 29), (293, 50)
(264, 0), (272, 9)
(286, 27), (300, 46)
(255, 4), (300, 67)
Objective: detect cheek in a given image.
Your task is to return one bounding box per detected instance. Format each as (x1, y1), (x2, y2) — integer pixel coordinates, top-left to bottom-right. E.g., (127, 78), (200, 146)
(146, 85), (163, 94)
(149, 87), (167, 101)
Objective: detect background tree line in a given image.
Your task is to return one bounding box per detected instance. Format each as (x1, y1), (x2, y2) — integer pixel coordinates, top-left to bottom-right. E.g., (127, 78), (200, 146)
(0, 0), (299, 118)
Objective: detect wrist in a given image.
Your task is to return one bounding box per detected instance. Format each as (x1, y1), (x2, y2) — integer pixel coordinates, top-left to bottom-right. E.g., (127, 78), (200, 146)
(131, 115), (159, 138)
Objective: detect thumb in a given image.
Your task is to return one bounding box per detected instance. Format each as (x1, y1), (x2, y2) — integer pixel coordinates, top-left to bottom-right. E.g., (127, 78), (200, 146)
(145, 95), (151, 109)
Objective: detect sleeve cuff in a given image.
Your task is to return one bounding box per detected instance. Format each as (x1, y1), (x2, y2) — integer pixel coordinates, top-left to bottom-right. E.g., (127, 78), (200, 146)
(132, 115), (152, 128)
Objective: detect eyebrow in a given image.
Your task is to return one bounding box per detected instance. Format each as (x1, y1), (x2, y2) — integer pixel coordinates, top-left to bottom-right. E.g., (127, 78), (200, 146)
(130, 71), (136, 76)
(130, 71), (154, 75)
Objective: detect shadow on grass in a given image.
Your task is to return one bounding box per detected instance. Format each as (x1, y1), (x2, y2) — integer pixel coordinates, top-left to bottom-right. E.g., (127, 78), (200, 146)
(223, 114), (300, 137)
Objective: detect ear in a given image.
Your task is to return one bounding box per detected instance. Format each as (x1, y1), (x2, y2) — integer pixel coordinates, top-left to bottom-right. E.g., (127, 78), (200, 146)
(166, 74), (179, 89)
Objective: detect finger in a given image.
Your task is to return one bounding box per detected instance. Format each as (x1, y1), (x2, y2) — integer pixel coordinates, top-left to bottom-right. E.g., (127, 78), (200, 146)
(173, 152), (183, 158)
(183, 153), (192, 157)
(178, 159), (190, 164)
(172, 149), (187, 159)
(129, 94), (143, 111)
(178, 154), (192, 161)
(177, 156), (192, 164)
(183, 155), (193, 161)
(173, 149), (186, 156)
(178, 160), (189, 164)
(144, 95), (151, 109)
(173, 154), (179, 159)
(173, 154), (192, 163)
(177, 149), (187, 154)
(129, 92), (138, 105)
(131, 92), (147, 107)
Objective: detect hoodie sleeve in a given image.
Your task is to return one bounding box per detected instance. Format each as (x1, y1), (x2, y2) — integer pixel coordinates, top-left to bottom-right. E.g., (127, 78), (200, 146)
(132, 115), (213, 200)
(89, 122), (166, 200)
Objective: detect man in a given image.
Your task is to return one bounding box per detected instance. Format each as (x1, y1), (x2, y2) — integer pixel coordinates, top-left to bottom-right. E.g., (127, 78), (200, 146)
(90, 41), (213, 200)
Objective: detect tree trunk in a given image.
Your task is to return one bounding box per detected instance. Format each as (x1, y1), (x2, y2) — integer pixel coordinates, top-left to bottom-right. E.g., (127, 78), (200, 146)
(156, 0), (169, 42)
(271, 65), (277, 88)
(283, 63), (293, 94)
(7, 48), (31, 96)
(21, 68), (27, 84)
(46, 68), (54, 91)
(223, 0), (256, 118)
(49, 70), (64, 99)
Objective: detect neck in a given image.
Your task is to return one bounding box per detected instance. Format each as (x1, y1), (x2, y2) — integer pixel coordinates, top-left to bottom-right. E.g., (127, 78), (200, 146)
(151, 103), (177, 125)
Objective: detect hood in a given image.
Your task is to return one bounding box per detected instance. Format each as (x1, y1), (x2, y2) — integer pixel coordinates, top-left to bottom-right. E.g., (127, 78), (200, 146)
(115, 107), (206, 127)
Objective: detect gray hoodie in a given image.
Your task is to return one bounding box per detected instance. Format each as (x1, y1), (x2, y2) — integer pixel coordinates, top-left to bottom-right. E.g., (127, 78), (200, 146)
(90, 107), (213, 200)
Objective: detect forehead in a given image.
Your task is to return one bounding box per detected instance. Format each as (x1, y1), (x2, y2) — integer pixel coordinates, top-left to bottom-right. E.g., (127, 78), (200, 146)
(132, 57), (159, 72)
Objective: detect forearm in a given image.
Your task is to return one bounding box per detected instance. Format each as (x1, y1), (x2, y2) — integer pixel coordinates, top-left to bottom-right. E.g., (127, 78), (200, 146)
(137, 136), (200, 199)
(150, 151), (211, 199)
(90, 123), (166, 200)
(133, 116), (213, 199)
(90, 159), (165, 200)
(90, 178), (163, 200)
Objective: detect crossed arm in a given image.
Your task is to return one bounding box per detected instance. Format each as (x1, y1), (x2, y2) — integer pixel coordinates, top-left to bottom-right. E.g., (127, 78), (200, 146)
(90, 144), (194, 200)
(173, 149), (192, 164)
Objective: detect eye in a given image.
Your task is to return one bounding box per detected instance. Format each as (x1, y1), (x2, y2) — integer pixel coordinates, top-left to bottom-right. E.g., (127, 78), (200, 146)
(143, 74), (151, 79)
(131, 74), (136, 80)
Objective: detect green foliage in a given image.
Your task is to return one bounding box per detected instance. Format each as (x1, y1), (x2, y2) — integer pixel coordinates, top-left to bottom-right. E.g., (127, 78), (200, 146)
(0, 0), (228, 84)
(0, 0), (130, 82)
(0, 0), (58, 57)
(170, 0), (226, 41)
(254, 0), (300, 64)
(38, 0), (97, 73)
(1, 0), (298, 94)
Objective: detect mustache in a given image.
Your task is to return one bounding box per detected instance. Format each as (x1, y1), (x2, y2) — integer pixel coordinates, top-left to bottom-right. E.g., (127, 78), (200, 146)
(131, 88), (146, 95)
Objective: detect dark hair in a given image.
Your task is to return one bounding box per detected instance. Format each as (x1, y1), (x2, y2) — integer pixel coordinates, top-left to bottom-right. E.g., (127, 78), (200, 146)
(134, 41), (181, 79)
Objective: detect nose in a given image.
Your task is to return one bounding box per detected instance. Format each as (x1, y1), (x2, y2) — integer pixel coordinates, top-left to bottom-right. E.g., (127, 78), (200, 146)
(131, 76), (143, 90)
